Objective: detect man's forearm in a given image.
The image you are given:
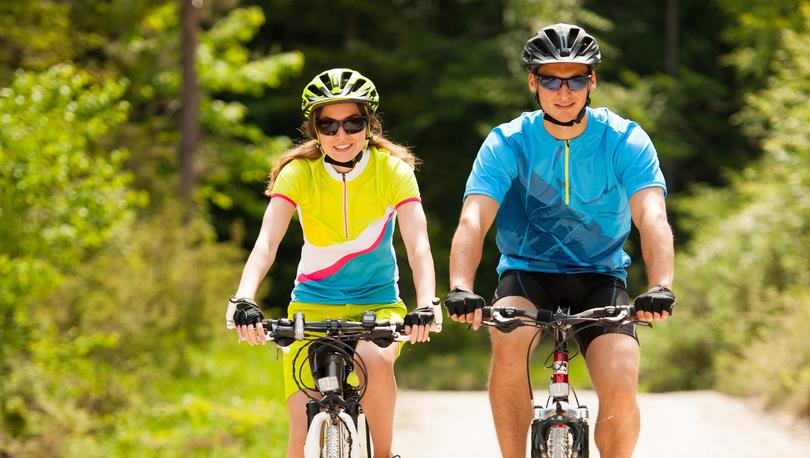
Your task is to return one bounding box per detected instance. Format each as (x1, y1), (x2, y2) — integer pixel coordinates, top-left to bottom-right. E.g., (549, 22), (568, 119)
(449, 224), (485, 291)
(639, 218), (674, 289)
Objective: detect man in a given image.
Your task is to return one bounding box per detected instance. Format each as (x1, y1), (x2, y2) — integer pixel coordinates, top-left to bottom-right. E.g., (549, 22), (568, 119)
(444, 23), (676, 458)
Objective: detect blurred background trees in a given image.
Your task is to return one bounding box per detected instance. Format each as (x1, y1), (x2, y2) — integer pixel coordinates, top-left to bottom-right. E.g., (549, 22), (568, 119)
(1, 0), (808, 455)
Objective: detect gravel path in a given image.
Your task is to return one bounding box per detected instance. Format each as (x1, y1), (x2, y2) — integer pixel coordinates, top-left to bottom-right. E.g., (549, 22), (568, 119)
(391, 390), (810, 457)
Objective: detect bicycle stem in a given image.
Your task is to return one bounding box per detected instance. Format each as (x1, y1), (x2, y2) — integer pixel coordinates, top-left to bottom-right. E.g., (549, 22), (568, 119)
(549, 339), (570, 401)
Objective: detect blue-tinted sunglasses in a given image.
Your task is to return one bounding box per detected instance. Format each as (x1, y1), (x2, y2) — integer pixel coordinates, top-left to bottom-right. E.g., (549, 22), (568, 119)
(536, 73), (592, 91)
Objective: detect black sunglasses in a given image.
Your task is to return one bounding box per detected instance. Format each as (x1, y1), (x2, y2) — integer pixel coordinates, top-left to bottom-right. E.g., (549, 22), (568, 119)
(536, 74), (592, 91)
(316, 116), (368, 136)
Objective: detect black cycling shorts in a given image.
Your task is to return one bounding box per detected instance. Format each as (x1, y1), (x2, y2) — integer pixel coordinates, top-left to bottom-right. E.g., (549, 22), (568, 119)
(493, 270), (638, 357)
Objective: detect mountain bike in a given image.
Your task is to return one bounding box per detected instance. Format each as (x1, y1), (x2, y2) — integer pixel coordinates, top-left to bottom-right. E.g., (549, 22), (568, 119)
(264, 310), (413, 458)
(481, 304), (650, 458)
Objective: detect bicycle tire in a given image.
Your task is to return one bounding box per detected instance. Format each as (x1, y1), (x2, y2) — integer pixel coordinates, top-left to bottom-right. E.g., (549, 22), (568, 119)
(322, 417), (350, 458)
(580, 423), (589, 458)
(530, 420), (543, 458)
(547, 424), (572, 458)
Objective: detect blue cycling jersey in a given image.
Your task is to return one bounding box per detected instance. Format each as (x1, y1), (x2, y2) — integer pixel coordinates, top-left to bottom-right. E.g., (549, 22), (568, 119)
(464, 107), (667, 283)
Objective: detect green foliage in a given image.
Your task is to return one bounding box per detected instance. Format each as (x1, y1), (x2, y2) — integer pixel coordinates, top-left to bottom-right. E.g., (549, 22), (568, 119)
(718, 0), (808, 87)
(0, 1), (104, 82)
(2, 204), (248, 455)
(100, 337), (288, 457)
(0, 64), (134, 265)
(0, 63), (136, 454)
(641, 7), (810, 417)
(0, 63), (135, 348)
(105, 1), (303, 220)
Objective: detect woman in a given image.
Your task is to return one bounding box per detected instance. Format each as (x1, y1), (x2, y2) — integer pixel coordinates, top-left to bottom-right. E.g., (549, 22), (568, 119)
(226, 68), (437, 458)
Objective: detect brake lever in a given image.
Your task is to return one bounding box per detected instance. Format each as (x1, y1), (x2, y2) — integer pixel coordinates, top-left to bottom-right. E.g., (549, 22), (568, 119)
(629, 319), (653, 328)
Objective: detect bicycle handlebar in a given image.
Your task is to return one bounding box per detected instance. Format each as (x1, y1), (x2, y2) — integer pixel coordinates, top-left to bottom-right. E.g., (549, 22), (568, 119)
(482, 304), (641, 330)
(263, 311), (410, 347)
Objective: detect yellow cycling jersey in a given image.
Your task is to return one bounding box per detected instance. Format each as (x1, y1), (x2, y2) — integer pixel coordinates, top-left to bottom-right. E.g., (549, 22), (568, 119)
(270, 146), (420, 304)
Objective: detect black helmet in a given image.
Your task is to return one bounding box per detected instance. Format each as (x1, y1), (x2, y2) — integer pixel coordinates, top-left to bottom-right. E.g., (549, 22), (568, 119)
(522, 23), (601, 71)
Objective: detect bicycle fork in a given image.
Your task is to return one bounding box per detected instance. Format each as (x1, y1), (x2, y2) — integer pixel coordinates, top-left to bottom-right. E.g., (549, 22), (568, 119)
(303, 410), (361, 458)
(532, 340), (590, 457)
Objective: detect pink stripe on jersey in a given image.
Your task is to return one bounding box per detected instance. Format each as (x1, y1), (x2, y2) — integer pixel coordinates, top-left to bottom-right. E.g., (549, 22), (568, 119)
(296, 211), (394, 284)
(395, 197), (421, 209)
(270, 193), (297, 207)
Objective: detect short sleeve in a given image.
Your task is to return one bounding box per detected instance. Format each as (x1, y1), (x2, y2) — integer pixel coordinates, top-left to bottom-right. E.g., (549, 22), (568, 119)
(388, 158), (421, 208)
(614, 124), (667, 199)
(270, 160), (307, 207)
(463, 128), (519, 203)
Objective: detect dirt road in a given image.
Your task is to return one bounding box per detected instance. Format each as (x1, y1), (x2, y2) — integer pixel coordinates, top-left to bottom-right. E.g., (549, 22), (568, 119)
(392, 390), (810, 457)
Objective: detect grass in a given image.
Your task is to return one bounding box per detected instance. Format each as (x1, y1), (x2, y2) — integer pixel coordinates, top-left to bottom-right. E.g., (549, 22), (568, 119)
(101, 334), (290, 457)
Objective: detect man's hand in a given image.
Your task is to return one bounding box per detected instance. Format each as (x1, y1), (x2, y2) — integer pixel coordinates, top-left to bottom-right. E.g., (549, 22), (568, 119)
(634, 286), (675, 321)
(403, 306), (434, 344)
(445, 288), (486, 330)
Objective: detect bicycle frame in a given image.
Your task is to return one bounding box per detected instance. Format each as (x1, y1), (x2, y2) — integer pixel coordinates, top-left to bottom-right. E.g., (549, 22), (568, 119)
(484, 305), (643, 458)
(303, 348), (362, 457)
(266, 311), (413, 458)
(532, 321), (589, 458)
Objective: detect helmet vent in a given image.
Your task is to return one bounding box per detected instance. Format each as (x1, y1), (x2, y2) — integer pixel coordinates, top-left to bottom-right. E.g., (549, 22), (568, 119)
(341, 71), (353, 87)
(349, 79), (365, 94)
(523, 23), (601, 69)
(544, 29), (561, 50)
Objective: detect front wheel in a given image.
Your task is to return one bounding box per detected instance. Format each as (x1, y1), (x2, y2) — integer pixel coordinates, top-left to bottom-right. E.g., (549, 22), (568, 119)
(547, 424), (572, 458)
(322, 416), (351, 458)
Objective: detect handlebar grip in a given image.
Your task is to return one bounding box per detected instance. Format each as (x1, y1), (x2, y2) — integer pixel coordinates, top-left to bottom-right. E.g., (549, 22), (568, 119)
(482, 306), (492, 318)
(293, 312), (304, 340)
(431, 297), (443, 333)
(536, 309), (554, 322)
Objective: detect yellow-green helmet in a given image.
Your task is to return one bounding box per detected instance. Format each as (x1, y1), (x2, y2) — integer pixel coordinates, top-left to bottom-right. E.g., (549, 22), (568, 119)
(301, 68), (380, 120)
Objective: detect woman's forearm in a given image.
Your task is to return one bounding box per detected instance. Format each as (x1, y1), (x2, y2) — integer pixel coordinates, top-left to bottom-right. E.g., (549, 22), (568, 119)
(408, 239), (436, 307)
(234, 199), (295, 300)
(235, 241), (277, 299)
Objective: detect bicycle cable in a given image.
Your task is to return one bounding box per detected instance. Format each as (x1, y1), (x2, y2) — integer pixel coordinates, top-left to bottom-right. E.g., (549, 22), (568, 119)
(525, 327), (544, 402)
(292, 333), (373, 402)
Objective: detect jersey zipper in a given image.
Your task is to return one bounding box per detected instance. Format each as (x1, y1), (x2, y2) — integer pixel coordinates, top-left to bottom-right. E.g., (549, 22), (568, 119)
(564, 140), (570, 205)
(341, 173), (349, 238)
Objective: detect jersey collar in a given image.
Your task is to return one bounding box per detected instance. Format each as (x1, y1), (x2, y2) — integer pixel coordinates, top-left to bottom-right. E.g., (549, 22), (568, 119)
(322, 147), (371, 181)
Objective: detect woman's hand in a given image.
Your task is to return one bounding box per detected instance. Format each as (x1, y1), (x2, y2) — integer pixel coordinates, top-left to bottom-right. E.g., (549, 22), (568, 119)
(227, 296), (266, 345)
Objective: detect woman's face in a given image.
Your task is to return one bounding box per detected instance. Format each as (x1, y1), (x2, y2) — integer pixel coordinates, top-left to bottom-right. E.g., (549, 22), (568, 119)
(315, 103), (367, 163)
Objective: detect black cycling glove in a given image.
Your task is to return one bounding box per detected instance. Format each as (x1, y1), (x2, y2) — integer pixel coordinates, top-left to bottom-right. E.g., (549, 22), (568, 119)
(403, 306), (435, 327)
(231, 297), (265, 326)
(444, 288), (486, 316)
(633, 286), (676, 315)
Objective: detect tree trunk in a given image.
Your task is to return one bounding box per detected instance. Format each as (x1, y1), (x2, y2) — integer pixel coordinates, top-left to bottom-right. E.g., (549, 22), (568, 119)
(179, 0), (200, 204)
(665, 0), (679, 76)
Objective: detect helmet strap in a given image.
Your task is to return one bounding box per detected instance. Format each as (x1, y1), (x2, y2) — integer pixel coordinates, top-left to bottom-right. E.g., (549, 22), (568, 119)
(537, 91), (590, 127)
(324, 149), (364, 168)
(533, 72), (591, 127)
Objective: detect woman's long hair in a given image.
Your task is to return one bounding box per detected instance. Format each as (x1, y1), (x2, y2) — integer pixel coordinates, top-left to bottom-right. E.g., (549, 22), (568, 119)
(265, 104), (418, 196)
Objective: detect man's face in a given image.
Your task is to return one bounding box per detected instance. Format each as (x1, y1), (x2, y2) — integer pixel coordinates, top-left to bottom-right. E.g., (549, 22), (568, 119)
(528, 62), (596, 123)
